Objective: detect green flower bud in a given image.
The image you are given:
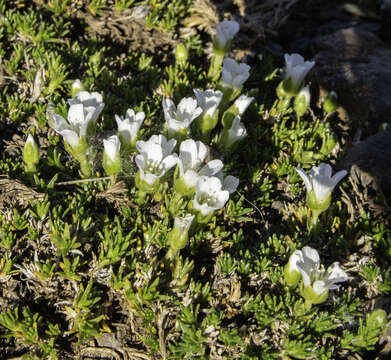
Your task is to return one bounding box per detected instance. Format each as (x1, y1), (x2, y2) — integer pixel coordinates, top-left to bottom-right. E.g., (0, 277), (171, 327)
(276, 81), (290, 99)
(284, 263), (301, 287)
(323, 91), (338, 114)
(23, 134), (40, 173)
(175, 43), (188, 66)
(294, 86), (311, 118)
(197, 112), (219, 135)
(71, 79), (84, 98)
(166, 214), (195, 260)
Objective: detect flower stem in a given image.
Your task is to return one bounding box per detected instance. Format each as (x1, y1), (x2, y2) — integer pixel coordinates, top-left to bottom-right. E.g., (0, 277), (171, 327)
(79, 155), (92, 178)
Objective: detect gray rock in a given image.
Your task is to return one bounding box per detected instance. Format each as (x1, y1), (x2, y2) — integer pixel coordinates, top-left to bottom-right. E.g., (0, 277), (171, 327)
(337, 131), (391, 192)
(314, 26), (391, 129)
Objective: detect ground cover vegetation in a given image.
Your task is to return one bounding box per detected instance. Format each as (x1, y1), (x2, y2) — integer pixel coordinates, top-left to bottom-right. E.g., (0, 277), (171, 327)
(0, 0), (390, 359)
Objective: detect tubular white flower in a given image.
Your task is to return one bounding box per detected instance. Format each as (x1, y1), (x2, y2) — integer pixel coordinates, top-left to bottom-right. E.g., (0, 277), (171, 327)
(284, 54), (315, 94)
(215, 20), (240, 51)
(135, 135), (178, 186)
(224, 116), (247, 148)
(296, 163), (347, 208)
(177, 139), (224, 190)
(295, 246), (348, 302)
(193, 89), (223, 119)
(68, 90), (104, 125)
(103, 135), (121, 162)
(163, 97), (202, 135)
(174, 214), (195, 233)
(115, 108), (145, 148)
(53, 103), (98, 151)
(193, 176), (230, 216)
(221, 58), (250, 90)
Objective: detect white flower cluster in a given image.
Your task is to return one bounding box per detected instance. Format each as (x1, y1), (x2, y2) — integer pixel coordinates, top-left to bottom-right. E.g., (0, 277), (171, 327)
(135, 135), (238, 217)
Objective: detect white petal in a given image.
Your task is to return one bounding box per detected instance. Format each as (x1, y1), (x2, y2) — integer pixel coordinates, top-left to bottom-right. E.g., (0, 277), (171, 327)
(26, 134), (35, 146)
(183, 169), (199, 188)
(53, 114), (71, 133)
(314, 163), (332, 178)
(68, 104), (85, 127)
(199, 159), (224, 177)
(223, 175), (239, 194)
(312, 280), (328, 296)
(59, 129), (80, 148)
(179, 139), (198, 171)
(301, 246), (320, 265)
(295, 167), (313, 193)
(103, 135), (120, 161)
(330, 170), (348, 189)
(234, 95), (254, 115)
(135, 154), (146, 171)
(288, 250), (303, 272)
(174, 214), (195, 232)
(326, 262), (348, 289)
(161, 154), (178, 173)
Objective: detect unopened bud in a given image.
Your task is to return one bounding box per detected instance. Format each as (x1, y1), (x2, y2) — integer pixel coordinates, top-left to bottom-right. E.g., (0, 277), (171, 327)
(323, 91), (338, 114)
(294, 86), (311, 118)
(175, 43), (188, 66)
(23, 134), (40, 173)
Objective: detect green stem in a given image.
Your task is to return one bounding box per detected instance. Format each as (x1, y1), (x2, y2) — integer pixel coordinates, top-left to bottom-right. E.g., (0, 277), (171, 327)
(79, 155), (92, 178)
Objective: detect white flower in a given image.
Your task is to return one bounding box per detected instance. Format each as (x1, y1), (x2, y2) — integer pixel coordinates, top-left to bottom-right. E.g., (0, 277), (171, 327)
(223, 115), (247, 149)
(135, 135), (178, 186)
(53, 103), (98, 149)
(215, 20), (240, 51)
(68, 90), (104, 125)
(115, 108), (145, 149)
(221, 58), (250, 90)
(233, 95), (254, 115)
(193, 176), (230, 216)
(284, 54), (315, 94)
(177, 139), (223, 190)
(296, 163), (347, 210)
(295, 246), (348, 303)
(163, 97), (202, 135)
(103, 135), (121, 162)
(174, 214), (195, 233)
(193, 89), (223, 119)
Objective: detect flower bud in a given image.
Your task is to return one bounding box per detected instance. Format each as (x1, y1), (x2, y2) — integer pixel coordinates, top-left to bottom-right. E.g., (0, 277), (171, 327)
(71, 79), (84, 98)
(284, 250), (302, 287)
(103, 135), (122, 177)
(166, 215), (195, 260)
(23, 134), (40, 173)
(294, 86), (310, 118)
(175, 43), (188, 66)
(323, 91), (338, 114)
